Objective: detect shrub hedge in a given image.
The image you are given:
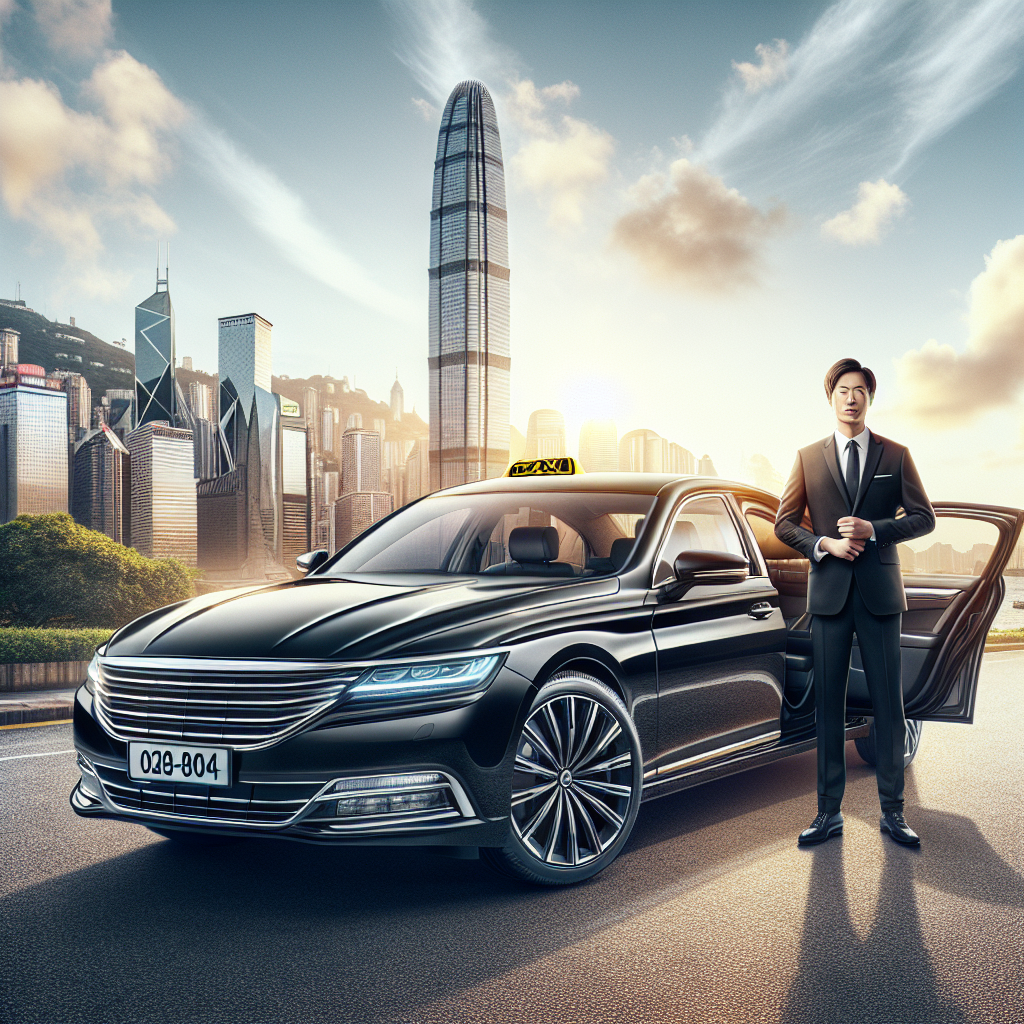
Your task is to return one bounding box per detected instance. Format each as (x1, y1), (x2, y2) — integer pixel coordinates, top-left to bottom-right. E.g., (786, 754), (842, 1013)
(0, 627), (116, 664)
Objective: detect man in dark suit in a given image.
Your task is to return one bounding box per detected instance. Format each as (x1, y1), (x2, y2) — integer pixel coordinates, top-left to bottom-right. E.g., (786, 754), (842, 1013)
(775, 358), (934, 846)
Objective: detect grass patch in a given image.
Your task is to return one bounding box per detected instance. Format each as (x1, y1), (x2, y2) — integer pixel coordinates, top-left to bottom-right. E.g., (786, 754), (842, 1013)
(0, 627), (116, 664)
(987, 628), (1024, 643)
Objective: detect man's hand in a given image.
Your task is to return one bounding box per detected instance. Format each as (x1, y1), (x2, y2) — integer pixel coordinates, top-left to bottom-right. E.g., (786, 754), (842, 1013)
(821, 536), (866, 561)
(838, 516), (873, 540)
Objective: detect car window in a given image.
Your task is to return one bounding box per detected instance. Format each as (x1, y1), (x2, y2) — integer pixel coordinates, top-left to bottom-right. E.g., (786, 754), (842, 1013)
(653, 494), (748, 587)
(896, 516), (1001, 577)
(327, 490), (657, 578)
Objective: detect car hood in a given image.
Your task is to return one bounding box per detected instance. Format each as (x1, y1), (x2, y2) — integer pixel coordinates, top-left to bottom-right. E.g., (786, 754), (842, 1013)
(103, 574), (620, 661)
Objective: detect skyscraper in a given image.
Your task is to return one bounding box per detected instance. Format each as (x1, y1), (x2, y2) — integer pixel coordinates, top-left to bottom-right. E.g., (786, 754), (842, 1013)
(390, 376), (404, 422)
(429, 80), (510, 490)
(0, 328), (18, 370)
(525, 410), (567, 459)
(135, 260), (176, 428)
(217, 313), (272, 470)
(72, 425), (130, 544)
(126, 421), (196, 565)
(0, 365), (68, 522)
(341, 427), (382, 494)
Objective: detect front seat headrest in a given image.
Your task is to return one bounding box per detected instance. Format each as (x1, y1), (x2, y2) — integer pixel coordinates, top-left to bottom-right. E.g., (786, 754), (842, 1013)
(509, 526), (559, 563)
(610, 537), (634, 570)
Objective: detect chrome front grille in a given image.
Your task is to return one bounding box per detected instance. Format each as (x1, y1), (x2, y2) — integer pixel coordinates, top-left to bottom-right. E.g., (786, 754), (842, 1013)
(94, 657), (363, 749)
(93, 762), (321, 825)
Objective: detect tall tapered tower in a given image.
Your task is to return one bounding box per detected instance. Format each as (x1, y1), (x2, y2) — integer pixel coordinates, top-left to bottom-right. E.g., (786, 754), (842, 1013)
(429, 80), (510, 490)
(135, 253), (176, 428)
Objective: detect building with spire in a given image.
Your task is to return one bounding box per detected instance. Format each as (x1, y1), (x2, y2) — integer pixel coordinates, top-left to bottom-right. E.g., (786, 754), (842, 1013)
(429, 80), (510, 490)
(390, 375), (404, 422)
(135, 249), (176, 428)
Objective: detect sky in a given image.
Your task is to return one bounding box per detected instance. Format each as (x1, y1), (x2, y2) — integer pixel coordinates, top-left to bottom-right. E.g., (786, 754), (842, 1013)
(0, 0), (1022, 505)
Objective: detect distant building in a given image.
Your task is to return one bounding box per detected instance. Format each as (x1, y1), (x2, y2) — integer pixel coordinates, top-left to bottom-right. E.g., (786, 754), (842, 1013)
(619, 429), (666, 472)
(333, 491), (393, 551)
(526, 410), (566, 459)
(187, 380), (213, 421)
(72, 425), (130, 544)
(50, 370), (92, 441)
(509, 425), (527, 465)
(104, 389), (136, 442)
(181, 356), (193, 371)
(126, 421), (196, 565)
(0, 327), (19, 370)
(0, 366), (68, 522)
(281, 421), (309, 565)
(744, 453), (782, 494)
(390, 376), (404, 422)
(429, 80), (511, 489)
(135, 264), (176, 429)
(403, 439), (431, 504)
(192, 417), (218, 481)
(321, 407), (335, 456)
(697, 454), (718, 476)
(578, 420), (617, 473)
(341, 428), (382, 493)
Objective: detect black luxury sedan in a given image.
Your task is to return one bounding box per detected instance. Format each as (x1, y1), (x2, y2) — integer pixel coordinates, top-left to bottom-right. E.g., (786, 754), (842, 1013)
(71, 462), (1023, 884)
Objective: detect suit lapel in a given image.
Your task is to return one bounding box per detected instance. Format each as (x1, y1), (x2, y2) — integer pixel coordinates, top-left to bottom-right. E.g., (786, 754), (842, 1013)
(853, 433), (884, 514)
(822, 435), (851, 513)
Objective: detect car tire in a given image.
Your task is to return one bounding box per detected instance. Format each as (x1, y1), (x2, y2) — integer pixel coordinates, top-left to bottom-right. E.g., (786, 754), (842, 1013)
(481, 672), (643, 886)
(854, 718), (923, 768)
(147, 827), (242, 846)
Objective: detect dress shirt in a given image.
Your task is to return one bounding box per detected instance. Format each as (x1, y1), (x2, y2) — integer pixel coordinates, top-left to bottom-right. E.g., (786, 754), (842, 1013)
(813, 426), (877, 561)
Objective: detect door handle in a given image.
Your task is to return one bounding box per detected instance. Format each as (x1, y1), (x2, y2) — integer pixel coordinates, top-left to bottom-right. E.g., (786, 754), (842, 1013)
(748, 602), (774, 620)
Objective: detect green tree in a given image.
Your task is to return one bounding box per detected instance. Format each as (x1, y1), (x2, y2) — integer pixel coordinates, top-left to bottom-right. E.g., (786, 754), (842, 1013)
(0, 513), (198, 627)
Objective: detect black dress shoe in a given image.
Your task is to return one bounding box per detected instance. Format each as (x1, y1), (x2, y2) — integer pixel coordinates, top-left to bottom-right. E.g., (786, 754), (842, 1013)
(798, 810), (844, 845)
(880, 810), (920, 845)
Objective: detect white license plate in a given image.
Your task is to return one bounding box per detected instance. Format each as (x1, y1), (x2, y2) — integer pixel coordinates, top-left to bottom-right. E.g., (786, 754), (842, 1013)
(128, 742), (231, 787)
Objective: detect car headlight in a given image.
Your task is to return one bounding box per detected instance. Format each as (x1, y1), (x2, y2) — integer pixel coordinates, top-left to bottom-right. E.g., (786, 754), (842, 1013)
(344, 654), (502, 705)
(84, 651), (102, 695)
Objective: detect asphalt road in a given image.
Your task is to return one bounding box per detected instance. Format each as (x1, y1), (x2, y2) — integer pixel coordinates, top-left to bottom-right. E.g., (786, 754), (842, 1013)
(2, 651), (1022, 1024)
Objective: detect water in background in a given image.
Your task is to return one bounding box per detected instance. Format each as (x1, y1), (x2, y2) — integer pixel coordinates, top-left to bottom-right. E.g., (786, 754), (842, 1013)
(993, 576), (1024, 631)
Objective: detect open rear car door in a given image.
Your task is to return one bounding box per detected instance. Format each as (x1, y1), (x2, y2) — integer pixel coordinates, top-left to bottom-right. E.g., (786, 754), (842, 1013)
(741, 496), (1023, 727)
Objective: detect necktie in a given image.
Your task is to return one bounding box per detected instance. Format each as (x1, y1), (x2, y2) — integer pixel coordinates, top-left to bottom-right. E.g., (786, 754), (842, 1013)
(845, 439), (860, 505)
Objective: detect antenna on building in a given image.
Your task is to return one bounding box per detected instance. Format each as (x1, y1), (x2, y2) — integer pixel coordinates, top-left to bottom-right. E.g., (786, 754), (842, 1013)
(156, 242), (169, 292)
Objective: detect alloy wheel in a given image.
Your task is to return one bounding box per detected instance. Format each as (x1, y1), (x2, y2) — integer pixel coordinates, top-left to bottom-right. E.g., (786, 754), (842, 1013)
(510, 693), (636, 867)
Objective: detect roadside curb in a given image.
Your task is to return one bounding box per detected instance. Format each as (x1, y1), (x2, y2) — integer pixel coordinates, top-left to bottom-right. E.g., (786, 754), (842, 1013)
(0, 691), (75, 728)
(984, 642), (1024, 653)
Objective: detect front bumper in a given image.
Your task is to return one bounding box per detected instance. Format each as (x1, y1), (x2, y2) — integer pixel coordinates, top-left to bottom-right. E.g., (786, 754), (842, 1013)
(70, 667), (533, 848)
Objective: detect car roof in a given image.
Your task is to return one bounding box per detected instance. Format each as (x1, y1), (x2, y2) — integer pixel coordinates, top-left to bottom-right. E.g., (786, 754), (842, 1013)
(434, 472), (742, 498)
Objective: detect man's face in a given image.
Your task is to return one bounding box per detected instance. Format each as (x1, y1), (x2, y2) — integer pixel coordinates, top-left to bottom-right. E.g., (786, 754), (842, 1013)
(830, 371), (870, 433)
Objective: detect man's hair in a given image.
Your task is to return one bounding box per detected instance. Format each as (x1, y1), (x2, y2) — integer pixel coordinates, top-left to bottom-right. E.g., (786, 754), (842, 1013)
(824, 358), (876, 403)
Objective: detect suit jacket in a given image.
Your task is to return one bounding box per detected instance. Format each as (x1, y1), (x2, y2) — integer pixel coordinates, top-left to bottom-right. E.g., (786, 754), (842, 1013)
(774, 432), (935, 616)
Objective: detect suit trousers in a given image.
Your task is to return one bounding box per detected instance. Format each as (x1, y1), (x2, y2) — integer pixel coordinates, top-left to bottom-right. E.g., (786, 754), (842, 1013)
(812, 580), (905, 814)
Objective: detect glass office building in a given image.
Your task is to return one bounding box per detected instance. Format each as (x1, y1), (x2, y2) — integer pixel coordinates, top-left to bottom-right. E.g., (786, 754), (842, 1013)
(218, 313), (272, 470)
(0, 377), (68, 522)
(72, 425), (130, 544)
(135, 273), (176, 428)
(429, 80), (510, 490)
(127, 422), (197, 565)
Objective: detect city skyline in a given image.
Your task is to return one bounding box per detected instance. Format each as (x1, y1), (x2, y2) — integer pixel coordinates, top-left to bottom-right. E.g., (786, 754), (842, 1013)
(1, 1), (1020, 510)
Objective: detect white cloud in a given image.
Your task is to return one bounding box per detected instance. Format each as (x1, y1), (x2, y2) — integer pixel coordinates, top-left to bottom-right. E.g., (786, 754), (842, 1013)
(384, 0), (516, 106)
(700, 0), (1024, 189)
(0, 50), (184, 292)
(822, 178), (908, 244)
(411, 96), (437, 122)
(506, 80), (613, 226)
(611, 159), (786, 292)
(186, 118), (418, 325)
(732, 39), (789, 94)
(32, 0), (111, 57)
(896, 235), (1024, 427)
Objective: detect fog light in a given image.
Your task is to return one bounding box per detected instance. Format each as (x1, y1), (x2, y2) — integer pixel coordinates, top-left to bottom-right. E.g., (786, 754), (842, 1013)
(335, 789), (450, 817)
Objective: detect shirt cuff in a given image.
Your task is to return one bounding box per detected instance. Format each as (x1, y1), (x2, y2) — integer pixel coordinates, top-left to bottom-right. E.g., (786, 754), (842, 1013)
(869, 524), (876, 541)
(813, 537), (826, 562)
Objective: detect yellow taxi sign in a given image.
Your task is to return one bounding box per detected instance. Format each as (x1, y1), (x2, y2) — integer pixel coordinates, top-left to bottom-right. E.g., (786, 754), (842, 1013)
(505, 457), (584, 477)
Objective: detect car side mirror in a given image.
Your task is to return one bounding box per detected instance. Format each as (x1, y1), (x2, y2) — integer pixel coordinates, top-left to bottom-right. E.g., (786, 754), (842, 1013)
(296, 549), (330, 574)
(659, 550), (749, 602)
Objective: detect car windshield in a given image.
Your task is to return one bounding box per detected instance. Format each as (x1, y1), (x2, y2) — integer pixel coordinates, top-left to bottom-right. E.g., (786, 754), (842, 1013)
(324, 490), (657, 578)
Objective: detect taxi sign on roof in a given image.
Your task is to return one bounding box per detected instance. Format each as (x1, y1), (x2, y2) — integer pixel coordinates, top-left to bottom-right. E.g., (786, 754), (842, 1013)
(505, 457), (584, 477)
